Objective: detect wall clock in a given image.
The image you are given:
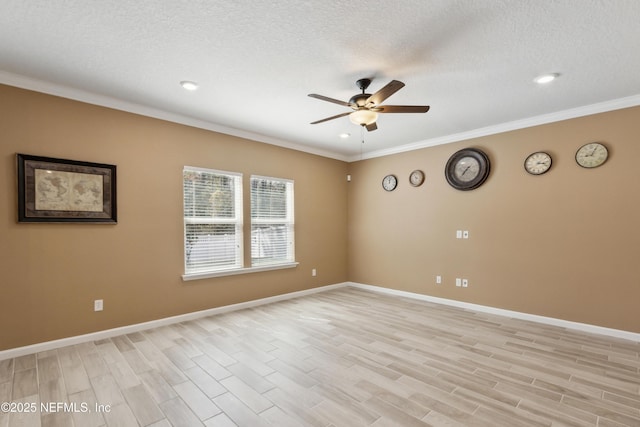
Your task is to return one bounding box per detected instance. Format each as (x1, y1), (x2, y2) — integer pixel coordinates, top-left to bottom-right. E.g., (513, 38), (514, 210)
(382, 174), (398, 191)
(445, 148), (491, 191)
(524, 151), (552, 175)
(409, 169), (425, 187)
(575, 142), (608, 168)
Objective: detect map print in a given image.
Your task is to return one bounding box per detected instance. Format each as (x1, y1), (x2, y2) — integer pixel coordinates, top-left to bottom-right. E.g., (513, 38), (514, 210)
(35, 169), (103, 212)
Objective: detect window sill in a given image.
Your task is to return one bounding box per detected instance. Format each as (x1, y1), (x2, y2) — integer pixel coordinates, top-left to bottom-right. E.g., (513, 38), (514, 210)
(182, 262), (299, 281)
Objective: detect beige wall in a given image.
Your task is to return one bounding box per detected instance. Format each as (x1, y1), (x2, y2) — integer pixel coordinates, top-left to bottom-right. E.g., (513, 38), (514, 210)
(2, 83), (639, 352)
(348, 106), (640, 333)
(0, 85), (348, 351)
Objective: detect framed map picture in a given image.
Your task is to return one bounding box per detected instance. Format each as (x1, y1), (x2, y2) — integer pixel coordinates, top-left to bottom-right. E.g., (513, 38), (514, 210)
(17, 154), (117, 223)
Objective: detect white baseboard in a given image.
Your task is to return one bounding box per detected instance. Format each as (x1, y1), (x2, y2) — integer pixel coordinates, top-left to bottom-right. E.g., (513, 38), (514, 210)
(3, 281), (637, 360)
(347, 282), (640, 342)
(0, 282), (348, 361)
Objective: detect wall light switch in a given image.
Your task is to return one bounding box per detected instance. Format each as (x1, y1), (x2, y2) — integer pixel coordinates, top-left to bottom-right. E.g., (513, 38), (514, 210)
(94, 299), (103, 312)
(312, 269), (317, 277)
(456, 278), (462, 287)
(456, 230), (463, 239)
(463, 230), (469, 239)
(436, 275), (442, 284)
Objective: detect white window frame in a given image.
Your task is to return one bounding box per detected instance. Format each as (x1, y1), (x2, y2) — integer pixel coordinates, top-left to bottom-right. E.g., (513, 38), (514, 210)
(250, 175), (295, 267)
(183, 166), (243, 277)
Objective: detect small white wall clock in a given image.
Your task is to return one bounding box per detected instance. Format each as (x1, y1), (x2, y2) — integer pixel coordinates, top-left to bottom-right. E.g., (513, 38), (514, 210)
(409, 170), (425, 187)
(524, 151), (552, 175)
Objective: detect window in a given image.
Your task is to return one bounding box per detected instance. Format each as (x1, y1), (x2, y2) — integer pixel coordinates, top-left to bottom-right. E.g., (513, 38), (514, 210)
(183, 167), (243, 274)
(250, 176), (295, 266)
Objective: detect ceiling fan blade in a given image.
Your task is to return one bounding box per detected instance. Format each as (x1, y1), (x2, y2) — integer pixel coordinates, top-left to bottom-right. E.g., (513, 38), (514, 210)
(308, 94), (354, 107)
(366, 80), (405, 106)
(310, 111), (352, 124)
(376, 105), (430, 113)
(365, 122), (378, 132)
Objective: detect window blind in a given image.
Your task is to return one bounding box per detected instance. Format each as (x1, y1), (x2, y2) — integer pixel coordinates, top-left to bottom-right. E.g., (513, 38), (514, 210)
(183, 166), (243, 273)
(250, 176), (294, 266)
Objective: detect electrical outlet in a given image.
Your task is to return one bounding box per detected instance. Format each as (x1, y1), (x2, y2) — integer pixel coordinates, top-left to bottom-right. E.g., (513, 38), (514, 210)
(462, 279), (468, 287)
(463, 230), (469, 239)
(456, 278), (462, 287)
(312, 268), (317, 277)
(94, 299), (103, 312)
(456, 230), (463, 239)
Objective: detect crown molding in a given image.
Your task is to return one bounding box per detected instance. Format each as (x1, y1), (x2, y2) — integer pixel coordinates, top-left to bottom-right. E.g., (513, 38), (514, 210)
(3, 71), (639, 164)
(0, 71), (349, 162)
(349, 94), (640, 162)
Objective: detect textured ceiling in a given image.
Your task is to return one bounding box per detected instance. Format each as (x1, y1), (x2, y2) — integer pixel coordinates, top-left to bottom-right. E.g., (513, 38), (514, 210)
(2, 0), (640, 161)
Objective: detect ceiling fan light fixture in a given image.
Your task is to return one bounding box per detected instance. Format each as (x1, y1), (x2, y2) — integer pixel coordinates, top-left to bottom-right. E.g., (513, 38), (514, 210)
(349, 109), (378, 126)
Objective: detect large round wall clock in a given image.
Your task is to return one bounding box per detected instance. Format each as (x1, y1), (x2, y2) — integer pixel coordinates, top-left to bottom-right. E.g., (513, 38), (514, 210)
(575, 142), (608, 168)
(445, 148), (491, 191)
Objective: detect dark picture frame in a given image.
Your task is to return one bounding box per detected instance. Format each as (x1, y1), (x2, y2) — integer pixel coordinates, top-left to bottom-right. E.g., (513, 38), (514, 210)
(17, 154), (117, 223)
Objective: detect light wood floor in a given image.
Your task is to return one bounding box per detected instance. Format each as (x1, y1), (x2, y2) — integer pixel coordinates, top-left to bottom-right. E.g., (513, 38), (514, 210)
(1, 287), (639, 427)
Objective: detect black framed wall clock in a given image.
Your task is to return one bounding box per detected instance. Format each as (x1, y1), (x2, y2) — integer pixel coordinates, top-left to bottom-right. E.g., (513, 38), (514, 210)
(445, 148), (491, 191)
(382, 174), (398, 191)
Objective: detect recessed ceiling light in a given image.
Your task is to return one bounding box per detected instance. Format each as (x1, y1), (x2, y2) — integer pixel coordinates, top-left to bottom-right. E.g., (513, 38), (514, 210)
(534, 73), (560, 84)
(339, 133), (351, 139)
(180, 81), (199, 91)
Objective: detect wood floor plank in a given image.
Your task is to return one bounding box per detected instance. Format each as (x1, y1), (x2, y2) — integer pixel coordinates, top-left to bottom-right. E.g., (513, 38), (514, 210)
(159, 397), (204, 427)
(8, 396), (40, 427)
(36, 356), (61, 384)
(0, 381), (11, 427)
(12, 355), (34, 373)
(102, 402), (139, 427)
(40, 411), (73, 427)
(183, 365), (227, 399)
(67, 388), (105, 427)
(218, 376), (273, 414)
(0, 355), (13, 383)
(122, 383), (165, 425)
(61, 362), (91, 395)
(38, 379), (66, 405)
(2, 287), (639, 427)
(203, 412), (237, 427)
(138, 369), (178, 404)
(225, 362), (275, 394)
(11, 368), (37, 400)
(79, 350), (109, 378)
(259, 405), (301, 427)
(212, 392), (270, 427)
(172, 380), (222, 420)
(89, 373), (125, 407)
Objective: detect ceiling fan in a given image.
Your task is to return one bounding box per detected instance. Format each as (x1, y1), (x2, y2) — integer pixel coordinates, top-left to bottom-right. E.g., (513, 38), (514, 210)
(308, 78), (430, 131)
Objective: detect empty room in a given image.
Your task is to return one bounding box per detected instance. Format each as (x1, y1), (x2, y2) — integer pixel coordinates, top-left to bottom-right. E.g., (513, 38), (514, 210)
(1, 1), (639, 426)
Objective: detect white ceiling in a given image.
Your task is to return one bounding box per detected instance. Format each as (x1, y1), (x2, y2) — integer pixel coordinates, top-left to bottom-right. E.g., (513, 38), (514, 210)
(2, 0), (640, 161)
